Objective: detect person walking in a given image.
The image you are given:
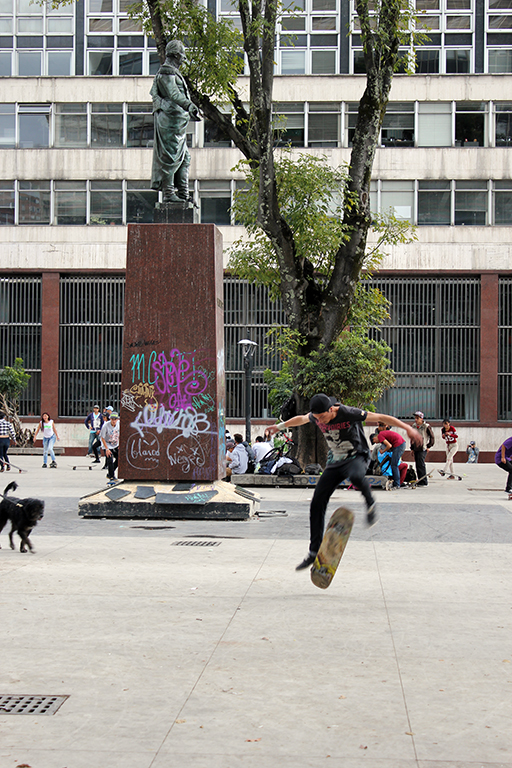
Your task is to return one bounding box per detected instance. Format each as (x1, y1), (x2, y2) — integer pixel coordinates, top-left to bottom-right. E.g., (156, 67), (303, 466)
(100, 411), (120, 485)
(84, 405), (104, 457)
(33, 412), (60, 468)
(371, 422), (406, 488)
(267, 393), (421, 570)
(0, 411), (16, 471)
(495, 435), (512, 494)
(439, 418), (459, 479)
(411, 411), (435, 486)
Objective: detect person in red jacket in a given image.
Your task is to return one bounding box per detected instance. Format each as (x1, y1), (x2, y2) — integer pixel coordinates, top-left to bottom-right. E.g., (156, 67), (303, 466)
(371, 422), (407, 488)
(439, 418), (459, 479)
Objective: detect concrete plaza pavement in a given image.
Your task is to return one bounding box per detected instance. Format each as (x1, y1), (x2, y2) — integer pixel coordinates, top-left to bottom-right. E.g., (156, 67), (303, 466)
(0, 456), (511, 768)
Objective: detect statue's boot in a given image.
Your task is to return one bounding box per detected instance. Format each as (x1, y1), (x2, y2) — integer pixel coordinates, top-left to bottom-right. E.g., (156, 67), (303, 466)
(163, 186), (182, 203)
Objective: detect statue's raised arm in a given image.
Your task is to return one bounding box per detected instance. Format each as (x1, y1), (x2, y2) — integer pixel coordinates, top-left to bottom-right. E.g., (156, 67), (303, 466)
(150, 40), (201, 204)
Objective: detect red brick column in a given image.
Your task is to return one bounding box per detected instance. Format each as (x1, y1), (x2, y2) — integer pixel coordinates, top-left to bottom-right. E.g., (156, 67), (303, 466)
(480, 273), (499, 423)
(40, 272), (60, 418)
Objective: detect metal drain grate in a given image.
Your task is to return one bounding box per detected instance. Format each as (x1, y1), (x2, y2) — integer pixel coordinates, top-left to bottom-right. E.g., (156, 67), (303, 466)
(172, 540), (221, 547)
(0, 695), (69, 716)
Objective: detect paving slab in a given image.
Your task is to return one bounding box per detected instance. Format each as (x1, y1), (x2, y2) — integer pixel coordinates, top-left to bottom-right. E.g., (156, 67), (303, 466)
(0, 458), (511, 767)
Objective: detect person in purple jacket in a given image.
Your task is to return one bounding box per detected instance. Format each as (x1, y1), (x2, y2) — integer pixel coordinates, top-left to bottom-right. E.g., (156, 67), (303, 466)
(495, 436), (512, 493)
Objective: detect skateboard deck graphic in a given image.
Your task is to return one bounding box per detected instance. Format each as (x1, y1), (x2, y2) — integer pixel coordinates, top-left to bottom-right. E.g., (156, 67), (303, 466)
(310, 506), (354, 590)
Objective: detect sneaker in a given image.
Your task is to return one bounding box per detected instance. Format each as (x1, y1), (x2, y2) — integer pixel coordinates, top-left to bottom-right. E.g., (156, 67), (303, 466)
(93, 459), (100, 464)
(5, 465), (10, 471)
(448, 475), (456, 480)
(42, 463), (47, 468)
(438, 470), (446, 476)
(50, 462), (57, 468)
(366, 503), (378, 527)
(295, 553), (316, 571)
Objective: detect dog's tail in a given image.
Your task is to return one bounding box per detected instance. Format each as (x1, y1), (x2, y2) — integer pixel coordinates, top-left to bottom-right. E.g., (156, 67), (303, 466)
(3, 481), (18, 497)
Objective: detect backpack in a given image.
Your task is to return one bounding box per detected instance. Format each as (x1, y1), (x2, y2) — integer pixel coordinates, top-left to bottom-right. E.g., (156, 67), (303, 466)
(276, 457), (302, 476)
(304, 463), (322, 476)
(405, 466), (417, 483)
(279, 394), (297, 422)
(376, 450), (393, 478)
(243, 442), (256, 474)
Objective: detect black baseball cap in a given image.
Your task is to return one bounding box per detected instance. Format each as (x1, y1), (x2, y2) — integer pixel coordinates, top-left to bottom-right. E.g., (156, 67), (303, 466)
(309, 393), (334, 414)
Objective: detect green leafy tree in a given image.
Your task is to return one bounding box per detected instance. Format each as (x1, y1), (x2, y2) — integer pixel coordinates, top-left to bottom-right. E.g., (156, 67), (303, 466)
(0, 359), (32, 446)
(231, 153), (413, 464)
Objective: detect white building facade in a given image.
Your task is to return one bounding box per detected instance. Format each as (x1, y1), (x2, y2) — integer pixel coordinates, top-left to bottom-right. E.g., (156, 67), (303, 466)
(0, 0), (511, 459)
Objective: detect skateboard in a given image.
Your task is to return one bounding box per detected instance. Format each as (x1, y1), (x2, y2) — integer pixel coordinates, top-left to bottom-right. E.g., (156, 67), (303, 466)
(438, 470), (463, 481)
(72, 465), (94, 470)
(1, 463), (27, 474)
(310, 506), (354, 590)
(404, 469), (434, 488)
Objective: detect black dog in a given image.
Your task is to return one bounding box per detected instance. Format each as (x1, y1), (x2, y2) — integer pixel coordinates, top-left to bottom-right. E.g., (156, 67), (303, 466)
(0, 482), (44, 553)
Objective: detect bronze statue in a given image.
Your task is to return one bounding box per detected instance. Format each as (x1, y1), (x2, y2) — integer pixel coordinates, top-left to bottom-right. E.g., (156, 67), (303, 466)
(150, 40), (201, 203)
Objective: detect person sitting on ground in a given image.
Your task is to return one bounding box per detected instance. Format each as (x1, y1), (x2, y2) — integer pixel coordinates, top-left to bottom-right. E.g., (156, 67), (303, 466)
(226, 433), (248, 477)
(252, 435), (274, 466)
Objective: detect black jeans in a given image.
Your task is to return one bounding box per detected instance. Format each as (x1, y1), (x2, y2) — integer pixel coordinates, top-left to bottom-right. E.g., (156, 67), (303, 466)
(497, 459), (512, 491)
(0, 437), (10, 468)
(91, 434), (101, 461)
(414, 449), (428, 485)
(106, 447), (119, 479)
(309, 455), (374, 554)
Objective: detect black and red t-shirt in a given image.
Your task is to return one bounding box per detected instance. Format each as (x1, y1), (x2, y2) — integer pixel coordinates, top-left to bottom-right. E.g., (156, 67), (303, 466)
(309, 400), (369, 465)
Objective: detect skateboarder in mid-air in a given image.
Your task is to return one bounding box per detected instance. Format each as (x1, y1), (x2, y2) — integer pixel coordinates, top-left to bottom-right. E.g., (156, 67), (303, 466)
(267, 394), (422, 571)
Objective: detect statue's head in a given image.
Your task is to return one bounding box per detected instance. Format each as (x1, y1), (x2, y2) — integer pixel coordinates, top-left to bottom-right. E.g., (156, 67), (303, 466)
(165, 40), (187, 65)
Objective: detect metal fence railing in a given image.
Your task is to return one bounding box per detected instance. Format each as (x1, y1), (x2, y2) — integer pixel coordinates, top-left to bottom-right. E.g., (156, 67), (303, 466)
(498, 276), (512, 421)
(0, 276), (42, 416)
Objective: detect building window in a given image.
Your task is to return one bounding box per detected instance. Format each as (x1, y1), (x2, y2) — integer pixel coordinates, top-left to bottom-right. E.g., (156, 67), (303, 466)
(91, 102), (123, 145)
(273, 102), (305, 146)
(488, 48), (512, 72)
(446, 48), (470, 72)
(495, 101), (512, 144)
(127, 103), (153, 147)
(417, 102), (451, 146)
(0, 52), (12, 77)
(0, 103), (15, 148)
(126, 180), (157, 223)
(418, 180), (451, 225)
(493, 180), (512, 223)
(380, 180), (415, 223)
(280, 49), (306, 74)
(18, 181), (51, 224)
(308, 102), (339, 147)
(54, 103), (88, 147)
(47, 51), (72, 76)
(380, 102), (415, 147)
(90, 180), (123, 225)
(199, 180), (231, 225)
(454, 180), (488, 225)
(119, 50), (142, 75)
(18, 104), (50, 148)
(54, 180), (87, 225)
(0, 180), (14, 225)
(89, 50), (113, 75)
(455, 101), (487, 146)
(416, 48), (440, 73)
(18, 51), (41, 76)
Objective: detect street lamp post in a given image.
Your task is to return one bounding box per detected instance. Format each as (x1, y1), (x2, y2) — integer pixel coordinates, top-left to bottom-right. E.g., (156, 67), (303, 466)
(238, 338), (258, 444)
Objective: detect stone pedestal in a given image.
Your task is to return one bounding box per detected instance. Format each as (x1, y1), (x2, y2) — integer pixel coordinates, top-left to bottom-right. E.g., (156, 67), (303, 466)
(153, 201), (194, 224)
(118, 223), (226, 483)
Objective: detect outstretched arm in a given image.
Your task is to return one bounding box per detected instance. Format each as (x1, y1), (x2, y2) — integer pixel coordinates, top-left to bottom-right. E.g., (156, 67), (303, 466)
(266, 413), (311, 435)
(366, 412), (422, 449)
